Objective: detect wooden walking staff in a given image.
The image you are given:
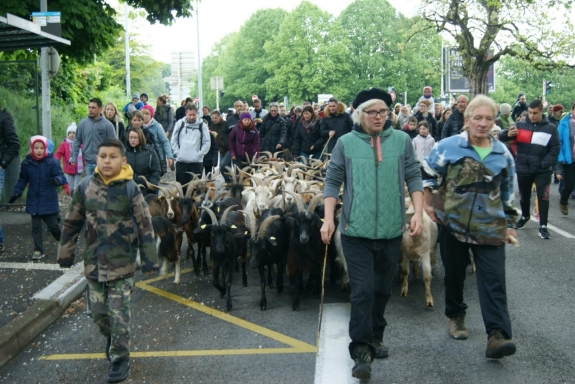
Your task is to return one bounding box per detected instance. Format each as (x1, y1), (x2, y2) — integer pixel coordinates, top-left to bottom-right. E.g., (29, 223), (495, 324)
(317, 243), (329, 338)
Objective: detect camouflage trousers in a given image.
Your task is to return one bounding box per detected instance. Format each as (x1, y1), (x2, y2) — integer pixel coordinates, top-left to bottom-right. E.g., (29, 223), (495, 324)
(86, 278), (133, 362)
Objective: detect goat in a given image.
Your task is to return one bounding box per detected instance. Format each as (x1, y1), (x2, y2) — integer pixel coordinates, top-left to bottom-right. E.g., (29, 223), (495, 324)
(176, 178), (202, 274)
(284, 191), (325, 311)
(152, 216), (183, 284)
(240, 209), (287, 311)
(399, 194), (438, 307)
(196, 205), (246, 311)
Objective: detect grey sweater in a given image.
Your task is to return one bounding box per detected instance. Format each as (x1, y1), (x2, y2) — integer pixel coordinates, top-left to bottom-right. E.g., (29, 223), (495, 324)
(71, 115), (116, 164)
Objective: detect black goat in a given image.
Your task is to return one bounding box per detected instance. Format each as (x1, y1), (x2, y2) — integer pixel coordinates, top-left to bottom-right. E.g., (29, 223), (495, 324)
(195, 205), (246, 311)
(239, 208), (288, 311)
(285, 191), (325, 311)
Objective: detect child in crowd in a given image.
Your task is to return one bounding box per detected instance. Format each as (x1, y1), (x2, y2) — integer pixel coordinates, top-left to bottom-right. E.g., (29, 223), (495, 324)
(490, 125), (502, 140)
(10, 136), (68, 260)
(414, 86), (435, 114)
(57, 138), (158, 383)
(413, 121), (435, 163)
(403, 116), (419, 140)
(55, 123), (84, 196)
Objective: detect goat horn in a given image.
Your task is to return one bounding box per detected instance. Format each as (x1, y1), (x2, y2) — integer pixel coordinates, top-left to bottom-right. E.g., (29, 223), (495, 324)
(199, 206), (218, 226)
(220, 205), (238, 225)
(185, 179), (202, 199)
(285, 191), (304, 213)
(273, 149), (286, 158)
(239, 210), (257, 239)
(138, 175), (157, 191)
(271, 179), (282, 198)
(212, 190), (230, 203)
(169, 181), (184, 198)
(257, 215), (281, 239)
(287, 163), (305, 178)
(307, 193), (324, 214)
(226, 165), (238, 184)
(238, 168), (252, 182)
(260, 151), (273, 159)
(156, 185), (171, 198)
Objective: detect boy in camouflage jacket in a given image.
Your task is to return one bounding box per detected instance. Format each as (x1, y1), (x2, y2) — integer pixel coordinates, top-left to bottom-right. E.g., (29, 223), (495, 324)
(57, 138), (158, 383)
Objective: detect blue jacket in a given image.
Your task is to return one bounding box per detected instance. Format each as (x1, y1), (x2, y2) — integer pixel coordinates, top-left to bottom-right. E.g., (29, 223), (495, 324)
(423, 132), (517, 246)
(557, 113), (573, 165)
(14, 154), (67, 216)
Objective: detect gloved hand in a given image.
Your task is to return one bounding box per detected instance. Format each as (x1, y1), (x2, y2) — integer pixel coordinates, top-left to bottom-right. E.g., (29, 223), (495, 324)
(8, 194), (20, 204)
(63, 184), (71, 196)
(50, 178), (62, 186)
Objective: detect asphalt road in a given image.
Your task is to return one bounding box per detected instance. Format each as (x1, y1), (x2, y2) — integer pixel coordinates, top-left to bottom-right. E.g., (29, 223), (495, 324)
(0, 185), (574, 383)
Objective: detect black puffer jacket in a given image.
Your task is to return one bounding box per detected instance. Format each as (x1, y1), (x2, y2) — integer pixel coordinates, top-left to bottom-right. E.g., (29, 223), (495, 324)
(293, 118), (324, 156)
(282, 114), (294, 149)
(0, 109), (21, 168)
(319, 112), (353, 153)
(209, 120), (230, 154)
(441, 108), (465, 140)
(125, 143), (161, 188)
(414, 111), (439, 141)
(511, 102), (528, 122)
(499, 116), (560, 176)
(258, 114), (286, 153)
(203, 132), (219, 168)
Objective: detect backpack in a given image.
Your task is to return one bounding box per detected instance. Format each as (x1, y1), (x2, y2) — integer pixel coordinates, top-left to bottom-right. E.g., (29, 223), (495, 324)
(174, 120), (204, 151)
(141, 127), (166, 176)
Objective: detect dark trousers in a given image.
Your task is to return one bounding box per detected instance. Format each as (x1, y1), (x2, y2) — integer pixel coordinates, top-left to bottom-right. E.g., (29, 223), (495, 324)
(560, 163), (575, 205)
(175, 161), (202, 185)
(517, 171), (551, 225)
(441, 230), (512, 338)
(31, 213), (61, 253)
(341, 234), (400, 357)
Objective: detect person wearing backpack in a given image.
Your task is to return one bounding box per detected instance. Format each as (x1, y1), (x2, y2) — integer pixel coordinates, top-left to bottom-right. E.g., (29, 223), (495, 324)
(170, 104), (211, 184)
(140, 105), (173, 176)
(155, 94), (174, 138)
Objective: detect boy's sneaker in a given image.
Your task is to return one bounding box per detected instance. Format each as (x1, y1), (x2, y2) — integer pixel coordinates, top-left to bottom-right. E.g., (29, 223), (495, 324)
(486, 330), (516, 359)
(107, 358), (130, 383)
(351, 345), (372, 380)
(31, 251), (45, 260)
(539, 225), (551, 239)
(516, 216), (530, 229)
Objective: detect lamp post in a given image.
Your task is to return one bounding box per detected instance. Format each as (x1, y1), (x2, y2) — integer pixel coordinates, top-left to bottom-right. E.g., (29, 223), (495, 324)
(195, 1), (203, 111)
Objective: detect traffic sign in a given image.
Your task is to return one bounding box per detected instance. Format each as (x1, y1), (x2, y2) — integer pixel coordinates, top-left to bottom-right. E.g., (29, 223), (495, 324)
(252, 95), (258, 101)
(194, 97), (199, 103)
(389, 91), (396, 102)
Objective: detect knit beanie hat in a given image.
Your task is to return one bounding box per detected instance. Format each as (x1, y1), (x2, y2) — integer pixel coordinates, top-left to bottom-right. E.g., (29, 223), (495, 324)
(142, 104), (155, 118)
(131, 93), (139, 100)
(499, 103), (512, 115)
(29, 135), (48, 160)
(240, 112), (252, 121)
(66, 122), (77, 136)
(423, 86), (432, 93)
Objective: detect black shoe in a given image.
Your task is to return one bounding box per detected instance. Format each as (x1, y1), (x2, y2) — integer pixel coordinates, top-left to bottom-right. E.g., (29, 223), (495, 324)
(516, 216), (530, 229)
(105, 336), (111, 362)
(539, 225), (551, 239)
(108, 358), (130, 383)
(372, 339), (389, 359)
(352, 345), (372, 380)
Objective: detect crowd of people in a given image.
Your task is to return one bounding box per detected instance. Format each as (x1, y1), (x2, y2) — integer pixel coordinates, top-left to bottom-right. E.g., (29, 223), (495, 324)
(0, 85), (574, 382)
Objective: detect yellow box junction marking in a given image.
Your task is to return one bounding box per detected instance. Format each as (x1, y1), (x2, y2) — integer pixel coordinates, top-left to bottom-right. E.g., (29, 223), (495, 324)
(40, 268), (317, 360)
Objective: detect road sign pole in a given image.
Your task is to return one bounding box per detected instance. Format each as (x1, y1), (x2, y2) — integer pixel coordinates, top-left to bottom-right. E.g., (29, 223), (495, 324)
(216, 86), (219, 111)
(542, 79), (546, 103)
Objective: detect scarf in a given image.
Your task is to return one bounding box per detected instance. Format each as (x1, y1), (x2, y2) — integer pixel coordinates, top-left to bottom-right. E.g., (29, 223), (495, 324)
(302, 118), (316, 131)
(144, 118), (156, 128)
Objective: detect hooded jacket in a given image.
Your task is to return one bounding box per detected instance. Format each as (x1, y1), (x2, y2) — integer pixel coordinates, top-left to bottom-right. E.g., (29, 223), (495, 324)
(511, 102), (528, 122)
(143, 118), (173, 161)
(57, 165), (158, 281)
(292, 118), (324, 156)
(441, 108), (465, 140)
(0, 109), (20, 169)
(414, 111), (439, 141)
(171, 117), (211, 163)
(209, 119), (231, 154)
(319, 103), (353, 153)
(557, 113), (575, 165)
(228, 123), (260, 160)
(324, 121), (422, 239)
(125, 143), (161, 187)
(258, 114), (287, 153)
(499, 116), (559, 175)
(71, 114), (116, 163)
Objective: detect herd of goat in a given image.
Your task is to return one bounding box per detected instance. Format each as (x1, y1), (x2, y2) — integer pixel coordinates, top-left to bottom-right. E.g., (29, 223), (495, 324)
(138, 151), (439, 312)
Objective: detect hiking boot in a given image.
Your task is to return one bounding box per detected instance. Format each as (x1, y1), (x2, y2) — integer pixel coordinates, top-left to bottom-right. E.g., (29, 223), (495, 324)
(539, 225), (551, 240)
(486, 330), (516, 359)
(516, 216), (529, 229)
(32, 251), (45, 260)
(449, 315), (468, 340)
(372, 338), (389, 359)
(105, 336), (111, 362)
(351, 345), (372, 380)
(107, 357), (130, 383)
(559, 203), (568, 215)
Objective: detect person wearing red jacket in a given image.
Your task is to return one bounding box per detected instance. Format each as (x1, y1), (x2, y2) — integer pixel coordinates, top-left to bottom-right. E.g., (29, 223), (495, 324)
(55, 123), (84, 196)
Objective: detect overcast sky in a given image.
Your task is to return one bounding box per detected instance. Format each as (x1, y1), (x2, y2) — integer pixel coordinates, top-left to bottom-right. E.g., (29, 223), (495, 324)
(130, 0), (420, 64)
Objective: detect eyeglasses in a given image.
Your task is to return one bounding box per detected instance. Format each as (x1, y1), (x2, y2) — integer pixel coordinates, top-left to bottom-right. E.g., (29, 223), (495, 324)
(363, 109), (389, 118)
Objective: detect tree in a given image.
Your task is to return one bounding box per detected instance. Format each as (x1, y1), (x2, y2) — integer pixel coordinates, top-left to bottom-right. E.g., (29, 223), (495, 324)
(0, 0), (193, 63)
(263, 1), (352, 103)
(418, 0), (575, 97)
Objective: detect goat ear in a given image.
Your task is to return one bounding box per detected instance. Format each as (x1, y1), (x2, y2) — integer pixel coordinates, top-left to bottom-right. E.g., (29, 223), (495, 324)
(194, 224), (211, 234)
(267, 237), (277, 246)
(233, 232), (249, 239)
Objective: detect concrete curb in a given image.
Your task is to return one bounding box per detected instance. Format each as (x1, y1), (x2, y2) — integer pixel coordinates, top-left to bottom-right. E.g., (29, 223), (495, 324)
(0, 262), (86, 369)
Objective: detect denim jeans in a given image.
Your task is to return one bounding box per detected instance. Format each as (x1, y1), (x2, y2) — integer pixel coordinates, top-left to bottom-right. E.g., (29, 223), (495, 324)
(219, 151), (232, 183)
(0, 168), (4, 245)
(84, 163), (97, 177)
(65, 174), (82, 196)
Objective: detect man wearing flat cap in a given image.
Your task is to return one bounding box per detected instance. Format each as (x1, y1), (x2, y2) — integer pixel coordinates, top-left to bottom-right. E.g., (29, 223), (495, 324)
(321, 87), (423, 380)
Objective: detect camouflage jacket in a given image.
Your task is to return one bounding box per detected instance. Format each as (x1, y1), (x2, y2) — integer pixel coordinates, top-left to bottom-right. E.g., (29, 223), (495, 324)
(57, 165), (159, 281)
(422, 131), (517, 246)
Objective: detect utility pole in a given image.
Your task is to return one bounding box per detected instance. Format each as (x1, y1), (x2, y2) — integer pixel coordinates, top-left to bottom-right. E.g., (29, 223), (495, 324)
(195, 1), (203, 111)
(40, 0), (51, 140)
(124, 3), (131, 98)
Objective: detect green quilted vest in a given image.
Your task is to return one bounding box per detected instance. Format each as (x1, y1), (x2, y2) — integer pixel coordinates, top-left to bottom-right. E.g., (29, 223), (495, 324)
(339, 129), (407, 239)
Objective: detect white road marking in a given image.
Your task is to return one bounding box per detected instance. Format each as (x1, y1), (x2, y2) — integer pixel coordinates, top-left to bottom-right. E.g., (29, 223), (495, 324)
(315, 303), (355, 384)
(0, 262), (67, 271)
(530, 218), (575, 239)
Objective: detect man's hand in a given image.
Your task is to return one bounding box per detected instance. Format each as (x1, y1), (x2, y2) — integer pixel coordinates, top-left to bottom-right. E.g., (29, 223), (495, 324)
(320, 220), (335, 245)
(424, 204), (439, 224)
(167, 158), (173, 167)
(506, 228), (518, 246)
(409, 212), (423, 237)
(276, 144), (282, 149)
(69, 161), (75, 166)
(507, 126), (518, 137)
(231, 156), (236, 161)
(329, 130), (335, 138)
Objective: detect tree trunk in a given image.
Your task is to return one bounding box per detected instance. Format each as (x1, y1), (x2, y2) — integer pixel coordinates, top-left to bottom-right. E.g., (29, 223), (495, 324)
(466, 58), (489, 98)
